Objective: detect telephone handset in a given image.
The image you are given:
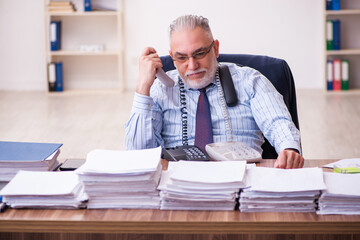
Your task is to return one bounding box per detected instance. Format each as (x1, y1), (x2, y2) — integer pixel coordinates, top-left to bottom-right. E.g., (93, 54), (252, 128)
(156, 68), (175, 87)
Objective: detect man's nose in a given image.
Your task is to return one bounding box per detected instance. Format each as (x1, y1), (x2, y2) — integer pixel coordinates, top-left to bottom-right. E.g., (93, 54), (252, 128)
(187, 57), (199, 70)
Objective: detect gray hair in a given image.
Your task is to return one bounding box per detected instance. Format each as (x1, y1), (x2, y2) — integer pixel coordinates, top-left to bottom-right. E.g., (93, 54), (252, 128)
(169, 15), (214, 40)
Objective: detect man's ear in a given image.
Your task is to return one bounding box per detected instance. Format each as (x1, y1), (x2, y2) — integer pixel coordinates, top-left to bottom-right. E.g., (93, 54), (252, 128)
(214, 40), (220, 58)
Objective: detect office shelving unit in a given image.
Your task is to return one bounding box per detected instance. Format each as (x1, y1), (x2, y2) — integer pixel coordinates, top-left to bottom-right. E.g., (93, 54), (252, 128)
(44, 0), (124, 92)
(325, 0), (360, 90)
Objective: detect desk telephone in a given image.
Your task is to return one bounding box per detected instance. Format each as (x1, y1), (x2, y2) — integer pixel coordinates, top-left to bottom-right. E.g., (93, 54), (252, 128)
(162, 142), (261, 162)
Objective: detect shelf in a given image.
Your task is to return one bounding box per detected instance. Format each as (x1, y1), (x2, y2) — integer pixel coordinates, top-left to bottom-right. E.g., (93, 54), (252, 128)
(326, 9), (360, 15)
(326, 49), (360, 56)
(48, 50), (120, 56)
(44, 0), (124, 92)
(48, 11), (118, 17)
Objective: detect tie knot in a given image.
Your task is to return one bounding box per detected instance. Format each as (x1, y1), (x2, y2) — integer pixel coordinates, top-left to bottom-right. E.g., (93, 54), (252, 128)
(200, 88), (206, 94)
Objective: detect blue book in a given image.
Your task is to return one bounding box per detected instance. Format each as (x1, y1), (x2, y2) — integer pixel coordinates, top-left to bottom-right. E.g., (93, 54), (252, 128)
(332, 19), (341, 50)
(332, 0), (341, 10)
(84, 0), (91, 11)
(50, 21), (61, 51)
(0, 141), (62, 161)
(55, 62), (63, 92)
(326, 0), (333, 10)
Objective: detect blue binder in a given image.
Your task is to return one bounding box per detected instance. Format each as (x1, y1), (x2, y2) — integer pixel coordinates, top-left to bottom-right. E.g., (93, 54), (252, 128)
(332, 0), (341, 10)
(50, 21), (61, 51)
(326, 0), (333, 10)
(55, 62), (63, 92)
(332, 19), (341, 50)
(84, 0), (91, 11)
(0, 141), (62, 161)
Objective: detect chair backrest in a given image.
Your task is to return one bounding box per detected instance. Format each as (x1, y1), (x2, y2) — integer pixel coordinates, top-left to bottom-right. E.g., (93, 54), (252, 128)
(160, 54), (300, 159)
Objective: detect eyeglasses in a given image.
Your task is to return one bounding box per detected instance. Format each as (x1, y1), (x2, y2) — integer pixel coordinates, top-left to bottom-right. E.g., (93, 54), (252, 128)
(171, 41), (215, 63)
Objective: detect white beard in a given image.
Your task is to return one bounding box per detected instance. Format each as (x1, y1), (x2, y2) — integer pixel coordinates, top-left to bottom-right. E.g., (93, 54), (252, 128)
(182, 58), (218, 89)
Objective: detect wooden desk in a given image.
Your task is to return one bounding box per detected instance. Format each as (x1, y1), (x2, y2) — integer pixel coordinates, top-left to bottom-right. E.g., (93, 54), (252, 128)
(0, 159), (359, 240)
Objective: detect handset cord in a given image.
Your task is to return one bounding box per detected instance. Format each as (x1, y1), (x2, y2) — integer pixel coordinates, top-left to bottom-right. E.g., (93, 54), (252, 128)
(178, 79), (189, 145)
(215, 63), (233, 142)
(178, 64), (233, 145)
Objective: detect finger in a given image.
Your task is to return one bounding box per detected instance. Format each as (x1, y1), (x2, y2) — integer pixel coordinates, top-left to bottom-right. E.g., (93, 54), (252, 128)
(274, 151), (286, 168)
(286, 153), (294, 169)
(295, 155), (304, 168)
(141, 47), (157, 56)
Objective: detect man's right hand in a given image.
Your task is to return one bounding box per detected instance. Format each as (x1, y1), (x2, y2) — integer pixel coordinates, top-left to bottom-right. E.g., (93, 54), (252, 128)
(136, 47), (163, 96)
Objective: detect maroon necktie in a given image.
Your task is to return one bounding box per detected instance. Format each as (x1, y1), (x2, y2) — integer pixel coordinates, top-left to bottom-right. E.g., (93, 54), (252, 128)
(194, 88), (213, 152)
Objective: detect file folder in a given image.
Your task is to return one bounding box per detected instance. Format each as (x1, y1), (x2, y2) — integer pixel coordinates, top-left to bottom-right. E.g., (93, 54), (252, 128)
(332, 19), (340, 50)
(326, 0), (333, 10)
(48, 63), (56, 92)
(84, 0), (91, 11)
(326, 59), (333, 91)
(0, 141), (62, 161)
(332, 0), (341, 10)
(341, 59), (349, 90)
(333, 59), (341, 91)
(50, 21), (61, 51)
(326, 20), (333, 50)
(55, 62), (63, 92)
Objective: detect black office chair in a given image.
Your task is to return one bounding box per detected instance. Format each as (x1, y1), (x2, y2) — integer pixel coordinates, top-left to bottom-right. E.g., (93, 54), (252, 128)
(160, 54), (300, 159)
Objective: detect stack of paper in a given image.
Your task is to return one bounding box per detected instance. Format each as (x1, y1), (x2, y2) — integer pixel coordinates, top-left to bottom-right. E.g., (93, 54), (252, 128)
(0, 141), (62, 181)
(158, 160), (247, 210)
(240, 167), (326, 212)
(48, 1), (76, 12)
(76, 147), (162, 209)
(0, 170), (88, 209)
(317, 172), (360, 215)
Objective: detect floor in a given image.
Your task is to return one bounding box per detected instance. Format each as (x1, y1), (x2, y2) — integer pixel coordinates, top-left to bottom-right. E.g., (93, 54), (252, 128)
(0, 89), (359, 161)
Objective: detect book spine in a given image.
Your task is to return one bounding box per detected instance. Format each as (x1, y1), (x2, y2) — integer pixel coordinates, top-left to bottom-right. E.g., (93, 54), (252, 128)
(341, 60), (349, 90)
(48, 63), (56, 92)
(333, 59), (341, 91)
(50, 21), (61, 51)
(55, 62), (64, 92)
(332, 19), (340, 50)
(84, 0), (91, 11)
(326, 0), (333, 10)
(326, 59), (333, 91)
(326, 20), (333, 50)
(332, 0), (341, 10)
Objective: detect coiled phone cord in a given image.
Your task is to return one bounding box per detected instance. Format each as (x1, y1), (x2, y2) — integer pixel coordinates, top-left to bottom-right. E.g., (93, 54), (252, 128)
(178, 65), (233, 146)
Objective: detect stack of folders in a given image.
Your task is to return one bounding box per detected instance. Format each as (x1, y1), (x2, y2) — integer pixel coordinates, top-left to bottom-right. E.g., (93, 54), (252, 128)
(317, 172), (360, 215)
(76, 147), (162, 209)
(240, 167), (326, 212)
(0, 171), (88, 209)
(0, 141), (62, 182)
(158, 161), (247, 210)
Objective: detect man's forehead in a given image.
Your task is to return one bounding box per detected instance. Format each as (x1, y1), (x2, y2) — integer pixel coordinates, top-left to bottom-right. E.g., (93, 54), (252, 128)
(170, 28), (212, 54)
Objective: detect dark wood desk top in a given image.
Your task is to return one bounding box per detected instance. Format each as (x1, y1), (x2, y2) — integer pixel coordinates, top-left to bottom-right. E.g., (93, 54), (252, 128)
(0, 159), (359, 235)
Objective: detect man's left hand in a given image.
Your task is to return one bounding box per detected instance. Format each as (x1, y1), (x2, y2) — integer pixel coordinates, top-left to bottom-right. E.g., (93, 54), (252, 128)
(274, 149), (304, 169)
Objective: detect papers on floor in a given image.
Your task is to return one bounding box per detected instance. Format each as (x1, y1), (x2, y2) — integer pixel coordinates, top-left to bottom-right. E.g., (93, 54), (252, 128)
(158, 160), (247, 210)
(0, 141), (62, 181)
(76, 146), (162, 209)
(0, 170), (87, 209)
(317, 172), (360, 215)
(240, 167), (326, 212)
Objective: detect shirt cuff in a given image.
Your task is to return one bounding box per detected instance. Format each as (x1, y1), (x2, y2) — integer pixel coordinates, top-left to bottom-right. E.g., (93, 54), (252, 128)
(131, 92), (154, 114)
(278, 141), (302, 156)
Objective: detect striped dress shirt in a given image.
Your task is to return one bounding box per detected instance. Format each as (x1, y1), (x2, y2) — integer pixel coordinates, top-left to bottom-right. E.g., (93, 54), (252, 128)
(125, 63), (301, 155)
